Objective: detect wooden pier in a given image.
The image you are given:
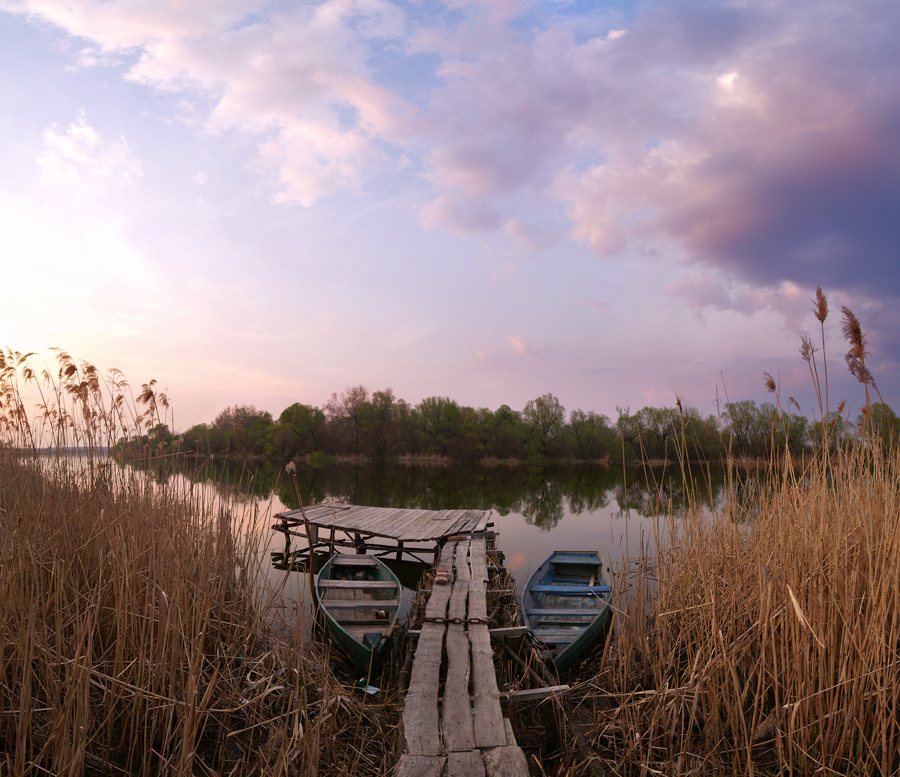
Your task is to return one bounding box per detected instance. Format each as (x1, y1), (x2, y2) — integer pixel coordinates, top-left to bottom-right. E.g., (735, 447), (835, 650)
(273, 504), (529, 776)
(397, 534), (528, 777)
(274, 502), (493, 563)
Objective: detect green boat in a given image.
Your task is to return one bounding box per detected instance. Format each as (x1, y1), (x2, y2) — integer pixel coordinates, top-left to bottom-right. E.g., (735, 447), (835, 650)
(315, 554), (402, 672)
(522, 550), (613, 673)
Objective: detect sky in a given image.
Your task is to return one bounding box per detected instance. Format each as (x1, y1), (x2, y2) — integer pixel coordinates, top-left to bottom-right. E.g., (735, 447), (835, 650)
(1, 0), (898, 431)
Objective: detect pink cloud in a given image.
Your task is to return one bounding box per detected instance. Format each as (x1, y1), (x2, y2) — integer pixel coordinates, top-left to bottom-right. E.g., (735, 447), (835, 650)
(507, 335), (550, 358)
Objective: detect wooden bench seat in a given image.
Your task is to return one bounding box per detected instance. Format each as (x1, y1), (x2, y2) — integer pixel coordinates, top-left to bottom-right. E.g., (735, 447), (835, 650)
(318, 598), (401, 609)
(527, 607), (604, 617)
(330, 556), (379, 567)
(529, 584), (610, 595)
(317, 580), (399, 589)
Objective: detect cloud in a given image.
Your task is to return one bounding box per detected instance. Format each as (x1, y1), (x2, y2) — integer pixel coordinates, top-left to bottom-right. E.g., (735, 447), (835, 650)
(666, 273), (813, 328)
(38, 115), (142, 189)
(10, 0), (900, 309)
(12, 0), (418, 204)
(507, 334), (550, 358)
(503, 218), (557, 252)
(420, 192), (502, 233)
(554, 1), (900, 299)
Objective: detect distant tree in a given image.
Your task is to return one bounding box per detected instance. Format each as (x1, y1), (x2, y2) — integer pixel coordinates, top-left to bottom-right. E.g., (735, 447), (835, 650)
(723, 400), (768, 456)
(325, 385), (368, 455)
(858, 403), (899, 448)
(569, 410), (614, 460)
(212, 404), (272, 458)
(635, 406), (680, 459)
(359, 388), (406, 461)
(523, 394), (566, 438)
(523, 393), (566, 460)
(414, 396), (463, 457)
(272, 402), (326, 460)
(487, 405), (526, 460)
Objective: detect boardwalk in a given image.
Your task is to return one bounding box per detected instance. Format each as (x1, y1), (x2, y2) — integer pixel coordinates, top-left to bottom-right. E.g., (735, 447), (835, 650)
(397, 536), (529, 777)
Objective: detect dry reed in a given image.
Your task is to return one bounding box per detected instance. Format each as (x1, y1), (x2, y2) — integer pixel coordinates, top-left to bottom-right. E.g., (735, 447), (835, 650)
(574, 442), (900, 776)
(0, 350), (398, 776)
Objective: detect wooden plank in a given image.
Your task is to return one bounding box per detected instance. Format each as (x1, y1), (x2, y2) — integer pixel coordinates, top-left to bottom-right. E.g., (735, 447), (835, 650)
(499, 685), (570, 703)
(528, 584), (611, 595)
(279, 504), (493, 544)
(394, 754), (445, 777)
(329, 555), (378, 567)
(407, 625), (529, 640)
(488, 626), (530, 639)
(373, 508), (422, 538)
(526, 608), (603, 616)
(473, 510), (492, 532)
(468, 538), (506, 749)
(318, 580), (398, 589)
(440, 512), (474, 538)
(318, 599), (401, 609)
(402, 542), (455, 756)
(442, 541), (475, 752)
(481, 721), (529, 777)
(396, 510), (449, 542)
(447, 750), (485, 777)
(483, 745), (529, 777)
(399, 510), (465, 542)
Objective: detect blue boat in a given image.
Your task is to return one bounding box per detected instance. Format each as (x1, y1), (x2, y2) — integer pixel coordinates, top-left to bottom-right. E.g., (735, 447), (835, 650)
(522, 551), (613, 672)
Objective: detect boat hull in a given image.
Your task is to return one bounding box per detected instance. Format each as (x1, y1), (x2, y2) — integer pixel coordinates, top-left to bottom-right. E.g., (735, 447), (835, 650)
(522, 551), (613, 673)
(315, 554), (402, 673)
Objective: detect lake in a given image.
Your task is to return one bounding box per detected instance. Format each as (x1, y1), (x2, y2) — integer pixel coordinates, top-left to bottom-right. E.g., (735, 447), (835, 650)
(171, 460), (728, 626)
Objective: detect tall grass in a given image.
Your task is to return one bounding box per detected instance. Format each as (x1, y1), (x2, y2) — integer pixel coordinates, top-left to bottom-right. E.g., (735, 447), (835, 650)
(578, 302), (900, 775)
(586, 445), (899, 775)
(0, 350), (398, 776)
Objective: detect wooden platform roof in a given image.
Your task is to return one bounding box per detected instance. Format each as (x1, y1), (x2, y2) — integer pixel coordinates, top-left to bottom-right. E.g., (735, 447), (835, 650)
(275, 502), (492, 543)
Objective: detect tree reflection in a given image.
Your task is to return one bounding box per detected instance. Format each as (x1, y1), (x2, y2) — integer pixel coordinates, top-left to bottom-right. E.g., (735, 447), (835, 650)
(133, 457), (727, 524)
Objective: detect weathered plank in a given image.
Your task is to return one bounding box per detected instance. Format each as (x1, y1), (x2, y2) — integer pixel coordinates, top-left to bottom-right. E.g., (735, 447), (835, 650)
(394, 754), (445, 777)
(473, 511), (492, 532)
(482, 720), (529, 777)
(499, 685), (570, 703)
(329, 555), (379, 567)
(447, 750), (485, 777)
(488, 626), (530, 639)
(442, 541), (475, 752)
(407, 626), (529, 640)
(277, 503), (492, 543)
(402, 542), (455, 756)
(468, 538), (506, 748)
(316, 598), (401, 609)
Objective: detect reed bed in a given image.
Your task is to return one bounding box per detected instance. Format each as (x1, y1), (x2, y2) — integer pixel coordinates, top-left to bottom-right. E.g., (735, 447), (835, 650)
(577, 443), (900, 776)
(0, 351), (398, 776)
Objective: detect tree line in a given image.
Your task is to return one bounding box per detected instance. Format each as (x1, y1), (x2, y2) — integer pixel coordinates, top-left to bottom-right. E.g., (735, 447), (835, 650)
(117, 386), (900, 465)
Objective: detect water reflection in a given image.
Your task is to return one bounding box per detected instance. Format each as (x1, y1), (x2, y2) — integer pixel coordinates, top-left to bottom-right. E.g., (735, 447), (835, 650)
(139, 458), (723, 521)
(129, 457), (730, 600)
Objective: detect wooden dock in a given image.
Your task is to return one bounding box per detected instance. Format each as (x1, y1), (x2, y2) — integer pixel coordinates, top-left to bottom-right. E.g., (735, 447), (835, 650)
(272, 504), (529, 776)
(274, 502), (492, 563)
(397, 535), (529, 777)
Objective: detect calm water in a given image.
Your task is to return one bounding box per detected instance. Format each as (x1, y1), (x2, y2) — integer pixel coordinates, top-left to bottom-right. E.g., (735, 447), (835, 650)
(167, 461), (729, 624)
